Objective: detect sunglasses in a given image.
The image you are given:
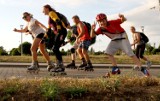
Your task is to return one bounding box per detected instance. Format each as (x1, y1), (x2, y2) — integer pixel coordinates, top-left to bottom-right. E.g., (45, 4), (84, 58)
(22, 15), (28, 19)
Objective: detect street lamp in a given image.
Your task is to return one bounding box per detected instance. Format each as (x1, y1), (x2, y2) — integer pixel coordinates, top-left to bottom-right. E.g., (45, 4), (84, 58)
(141, 26), (144, 33)
(158, 0), (160, 11)
(150, 0), (160, 11)
(20, 25), (23, 56)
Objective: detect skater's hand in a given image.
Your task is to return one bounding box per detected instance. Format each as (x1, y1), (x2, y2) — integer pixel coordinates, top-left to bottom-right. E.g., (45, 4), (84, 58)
(91, 21), (97, 30)
(119, 14), (124, 18)
(119, 14), (127, 22)
(60, 35), (63, 41)
(13, 28), (17, 32)
(76, 38), (80, 44)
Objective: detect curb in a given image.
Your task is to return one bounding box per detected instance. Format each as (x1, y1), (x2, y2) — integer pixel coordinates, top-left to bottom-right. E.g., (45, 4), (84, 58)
(0, 63), (159, 69)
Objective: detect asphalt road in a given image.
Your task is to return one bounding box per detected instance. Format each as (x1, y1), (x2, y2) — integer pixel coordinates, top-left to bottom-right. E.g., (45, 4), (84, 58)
(0, 67), (159, 79)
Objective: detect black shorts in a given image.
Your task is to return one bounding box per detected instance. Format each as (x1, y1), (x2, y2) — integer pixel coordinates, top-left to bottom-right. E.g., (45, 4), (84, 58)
(135, 44), (146, 59)
(36, 33), (44, 39)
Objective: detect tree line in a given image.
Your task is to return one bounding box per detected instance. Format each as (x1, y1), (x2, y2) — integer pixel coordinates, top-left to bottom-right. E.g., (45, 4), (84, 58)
(0, 42), (160, 56)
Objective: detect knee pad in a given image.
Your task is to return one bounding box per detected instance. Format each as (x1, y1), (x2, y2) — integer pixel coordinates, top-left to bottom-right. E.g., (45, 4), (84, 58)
(71, 48), (75, 53)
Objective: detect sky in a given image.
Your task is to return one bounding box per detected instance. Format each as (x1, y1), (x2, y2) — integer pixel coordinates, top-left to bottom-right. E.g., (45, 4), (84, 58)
(0, 0), (160, 52)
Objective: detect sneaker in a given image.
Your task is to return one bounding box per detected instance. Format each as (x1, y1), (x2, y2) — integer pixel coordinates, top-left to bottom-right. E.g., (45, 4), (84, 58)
(133, 65), (140, 71)
(111, 66), (121, 75)
(141, 67), (150, 77)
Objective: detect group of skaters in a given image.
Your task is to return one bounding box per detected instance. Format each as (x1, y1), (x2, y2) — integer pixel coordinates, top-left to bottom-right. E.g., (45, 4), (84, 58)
(13, 4), (151, 77)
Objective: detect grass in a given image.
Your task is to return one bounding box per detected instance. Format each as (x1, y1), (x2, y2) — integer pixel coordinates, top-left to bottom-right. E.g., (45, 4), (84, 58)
(0, 55), (160, 64)
(0, 76), (160, 101)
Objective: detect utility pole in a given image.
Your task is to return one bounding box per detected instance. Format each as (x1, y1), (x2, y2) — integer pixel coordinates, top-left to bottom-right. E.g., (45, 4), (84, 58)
(159, 0), (160, 11)
(141, 26), (144, 33)
(20, 25), (23, 56)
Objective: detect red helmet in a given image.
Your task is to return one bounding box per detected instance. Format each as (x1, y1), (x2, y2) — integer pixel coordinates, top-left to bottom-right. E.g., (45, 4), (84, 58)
(96, 13), (107, 21)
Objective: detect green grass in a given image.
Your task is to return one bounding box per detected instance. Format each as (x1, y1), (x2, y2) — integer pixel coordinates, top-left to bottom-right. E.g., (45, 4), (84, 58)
(0, 55), (160, 64)
(0, 76), (160, 101)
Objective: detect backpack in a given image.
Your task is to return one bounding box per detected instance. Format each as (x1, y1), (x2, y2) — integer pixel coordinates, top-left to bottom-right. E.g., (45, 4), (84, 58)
(83, 21), (96, 45)
(139, 32), (149, 43)
(56, 12), (70, 28)
(71, 25), (78, 36)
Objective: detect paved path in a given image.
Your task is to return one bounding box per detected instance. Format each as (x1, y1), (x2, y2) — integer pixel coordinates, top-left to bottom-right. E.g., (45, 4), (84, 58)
(0, 62), (159, 68)
(0, 67), (159, 79)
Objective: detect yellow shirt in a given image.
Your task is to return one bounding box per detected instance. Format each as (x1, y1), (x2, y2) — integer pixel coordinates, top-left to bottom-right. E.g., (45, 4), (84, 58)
(49, 11), (66, 29)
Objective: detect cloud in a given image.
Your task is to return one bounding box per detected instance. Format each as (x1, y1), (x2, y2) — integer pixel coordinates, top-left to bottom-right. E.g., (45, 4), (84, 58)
(121, 0), (160, 46)
(0, 0), (5, 4)
(51, 0), (94, 7)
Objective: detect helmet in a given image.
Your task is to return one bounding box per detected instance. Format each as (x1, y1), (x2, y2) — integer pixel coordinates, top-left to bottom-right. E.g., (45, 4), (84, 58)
(96, 13), (107, 21)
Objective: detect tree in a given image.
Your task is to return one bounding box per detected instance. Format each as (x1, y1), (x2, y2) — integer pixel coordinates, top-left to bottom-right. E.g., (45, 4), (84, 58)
(10, 48), (21, 56)
(18, 42), (32, 55)
(145, 43), (154, 55)
(157, 45), (160, 53)
(89, 47), (95, 55)
(151, 48), (158, 55)
(0, 46), (8, 56)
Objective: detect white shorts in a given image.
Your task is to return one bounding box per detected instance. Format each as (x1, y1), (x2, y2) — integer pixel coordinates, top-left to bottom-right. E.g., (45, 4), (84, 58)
(105, 34), (135, 57)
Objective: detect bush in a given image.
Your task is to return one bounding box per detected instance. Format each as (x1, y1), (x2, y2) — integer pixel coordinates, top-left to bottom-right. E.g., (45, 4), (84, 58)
(40, 80), (59, 100)
(10, 48), (21, 56)
(0, 46), (8, 56)
(18, 42), (31, 55)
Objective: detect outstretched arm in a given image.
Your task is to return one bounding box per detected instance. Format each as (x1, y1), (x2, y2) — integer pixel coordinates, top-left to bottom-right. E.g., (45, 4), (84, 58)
(35, 20), (47, 31)
(13, 26), (28, 33)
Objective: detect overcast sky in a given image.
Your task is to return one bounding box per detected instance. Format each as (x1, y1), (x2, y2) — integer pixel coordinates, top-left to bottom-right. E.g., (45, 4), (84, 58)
(0, 0), (160, 52)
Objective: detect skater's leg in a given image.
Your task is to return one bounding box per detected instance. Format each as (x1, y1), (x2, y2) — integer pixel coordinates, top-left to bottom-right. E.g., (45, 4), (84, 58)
(79, 40), (93, 71)
(105, 40), (119, 66)
(121, 39), (150, 76)
(82, 48), (90, 62)
(31, 38), (41, 62)
(39, 43), (50, 62)
(107, 54), (117, 66)
(131, 55), (142, 67)
(66, 48), (77, 68)
(53, 46), (63, 62)
(82, 48), (92, 66)
(138, 44), (152, 68)
(77, 48), (87, 68)
(71, 48), (76, 62)
(105, 40), (120, 74)
(135, 44), (140, 60)
(77, 48), (83, 60)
